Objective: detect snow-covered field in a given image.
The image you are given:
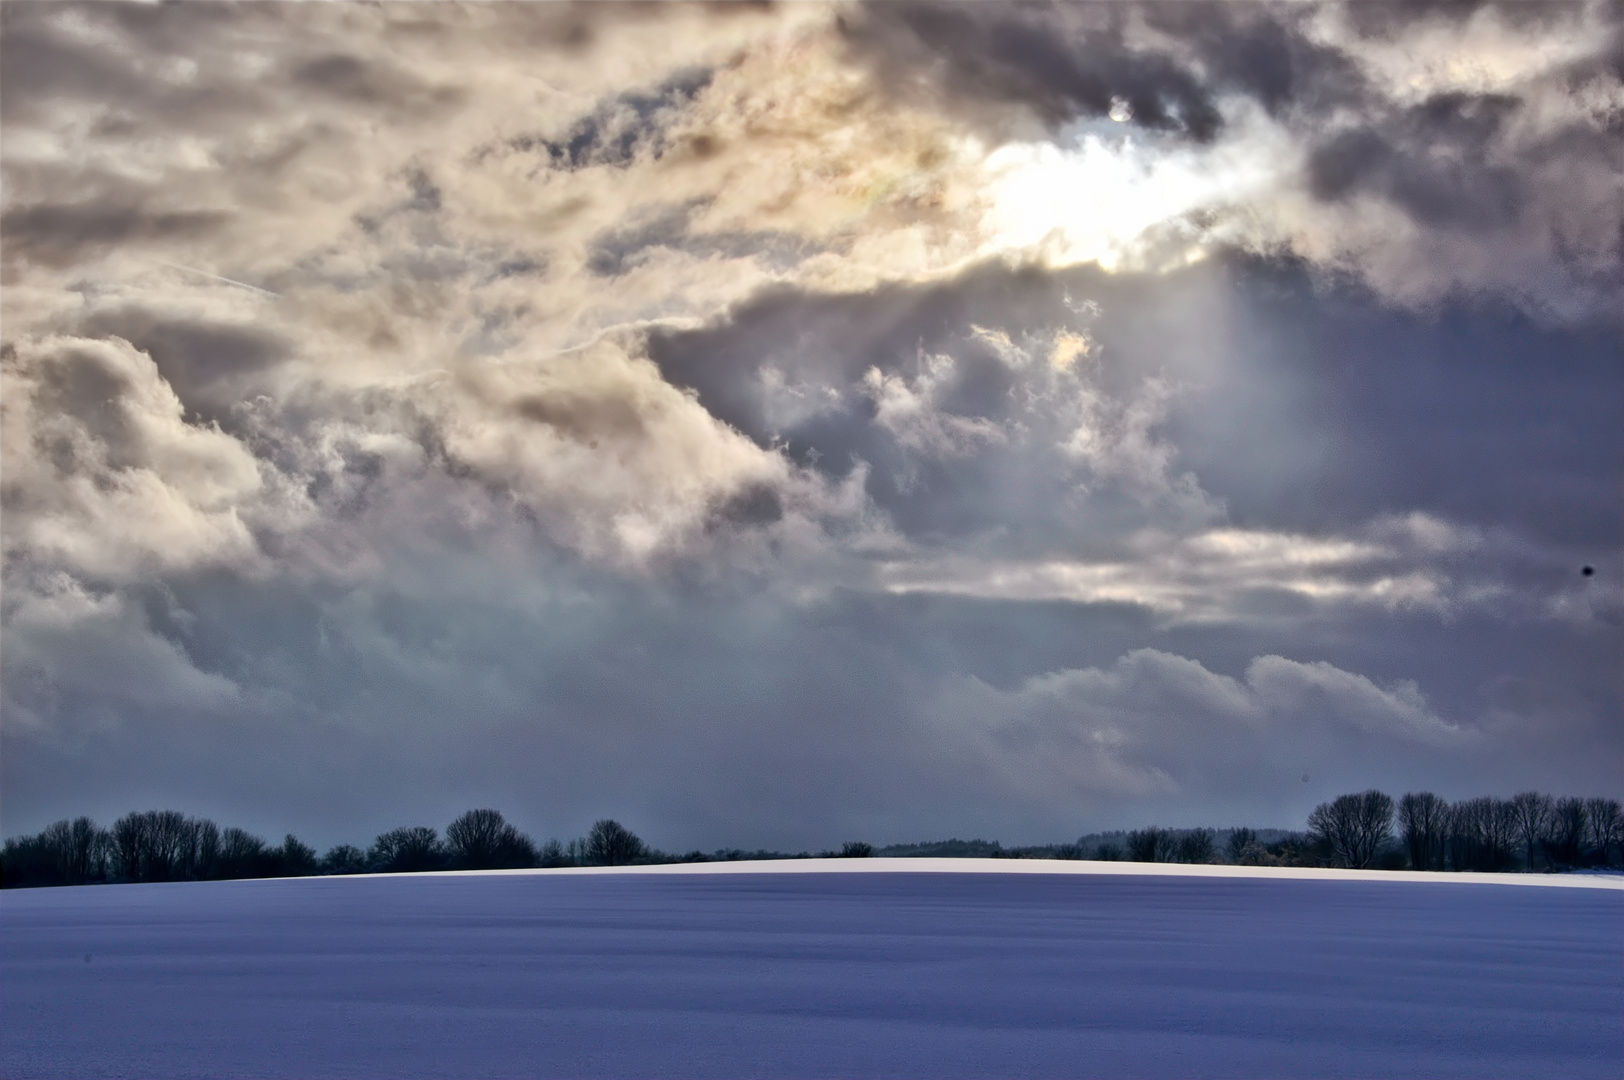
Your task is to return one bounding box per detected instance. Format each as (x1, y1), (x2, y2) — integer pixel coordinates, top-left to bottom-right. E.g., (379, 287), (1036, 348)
(3, 861), (1620, 1079)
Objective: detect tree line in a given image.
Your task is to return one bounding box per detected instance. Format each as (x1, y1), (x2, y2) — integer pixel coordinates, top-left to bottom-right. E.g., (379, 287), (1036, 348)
(0, 809), (877, 888)
(1296, 789), (1623, 872)
(3, 810), (625, 888)
(4, 790), (1619, 888)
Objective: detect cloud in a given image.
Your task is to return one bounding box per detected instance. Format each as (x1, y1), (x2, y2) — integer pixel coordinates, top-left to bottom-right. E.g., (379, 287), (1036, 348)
(1, 2), (1617, 845)
(1, 572), (241, 738)
(935, 646), (1466, 825)
(1, 335), (283, 583)
(844, 1), (1623, 319)
(878, 518), (1462, 621)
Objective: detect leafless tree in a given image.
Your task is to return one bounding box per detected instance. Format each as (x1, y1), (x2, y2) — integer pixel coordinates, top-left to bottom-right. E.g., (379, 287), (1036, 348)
(370, 826), (445, 872)
(0, 818), (110, 886)
(1175, 829), (1216, 864)
(1507, 791), (1552, 871)
(1307, 790), (1394, 869)
(840, 842), (875, 858)
(585, 819), (645, 866)
(193, 819), (221, 879)
(111, 812), (149, 881)
(279, 835), (319, 875)
(1398, 792), (1448, 870)
(109, 810), (209, 881)
(1447, 797), (1514, 871)
(216, 827), (271, 878)
(1225, 828), (1256, 864)
(1126, 827), (1169, 862)
(320, 844), (369, 875)
(1585, 798), (1622, 866)
(1541, 797), (1588, 867)
(445, 809), (537, 870)
(1487, 798), (1518, 871)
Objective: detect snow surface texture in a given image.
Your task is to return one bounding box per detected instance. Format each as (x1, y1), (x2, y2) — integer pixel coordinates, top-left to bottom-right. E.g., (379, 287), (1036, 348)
(3, 863), (1620, 1079)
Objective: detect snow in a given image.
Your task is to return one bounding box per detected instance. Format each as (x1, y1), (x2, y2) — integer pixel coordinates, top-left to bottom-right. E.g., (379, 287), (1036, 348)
(3, 862), (1620, 1079)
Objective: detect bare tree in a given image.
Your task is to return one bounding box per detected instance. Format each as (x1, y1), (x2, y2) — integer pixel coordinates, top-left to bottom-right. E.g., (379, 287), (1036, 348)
(536, 839), (571, 867)
(839, 842), (875, 858)
(1225, 828), (1257, 864)
(279, 835), (319, 876)
(370, 827), (445, 873)
(1175, 829), (1216, 864)
(445, 809), (537, 870)
(1507, 791), (1552, 871)
(1486, 798), (1518, 872)
(1447, 797), (1514, 872)
(585, 820), (645, 866)
(111, 812), (147, 881)
(0, 819), (110, 886)
(150, 811), (198, 881)
(1541, 797), (1588, 867)
(1585, 798), (1622, 866)
(320, 844), (369, 875)
(216, 827), (271, 878)
(193, 820), (222, 879)
(66, 817), (110, 883)
(1398, 792), (1448, 871)
(1126, 827), (1169, 863)
(1307, 790), (1394, 869)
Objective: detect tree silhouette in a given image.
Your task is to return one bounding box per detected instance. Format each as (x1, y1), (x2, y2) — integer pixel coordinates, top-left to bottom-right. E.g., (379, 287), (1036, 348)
(320, 844), (369, 875)
(111, 810), (205, 882)
(1541, 797), (1588, 867)
(1507, 791), (1551, 871)
(1175, 829), (1216, 864)
(1226, 828), (1256, 864)
(1308, 791), (1394, 869)
(585, 820), (645, 866)
(279, 835), (319, 876)
(1126, 827), (1168, 862)
(370, 826), (445, 873)
(445, 809), (537, 870)
(1398, 792), (1448, 870)
(1585, 798), (1622, 866)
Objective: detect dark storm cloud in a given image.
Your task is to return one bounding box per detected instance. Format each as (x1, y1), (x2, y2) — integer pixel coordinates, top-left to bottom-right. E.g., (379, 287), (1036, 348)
(1157, 257), (1624, 553)
(1308, 93), (1526, 230)
(1139, 4), (1368, 118)
(839, 1), (1380, 140)
(840, 3), (1224, 140)
(1340, 0), (1586, 38)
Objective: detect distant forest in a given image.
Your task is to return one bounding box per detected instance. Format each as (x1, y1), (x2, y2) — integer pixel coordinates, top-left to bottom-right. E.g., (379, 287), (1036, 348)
(3, 790), (1620, 889)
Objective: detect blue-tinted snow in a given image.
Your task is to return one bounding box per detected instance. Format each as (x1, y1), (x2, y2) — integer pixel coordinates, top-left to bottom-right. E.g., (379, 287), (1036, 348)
(3, 867), (1620, 1079)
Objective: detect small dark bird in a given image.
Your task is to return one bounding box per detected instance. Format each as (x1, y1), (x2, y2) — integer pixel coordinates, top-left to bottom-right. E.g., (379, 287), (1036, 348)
(1582, 565), (1595, 576)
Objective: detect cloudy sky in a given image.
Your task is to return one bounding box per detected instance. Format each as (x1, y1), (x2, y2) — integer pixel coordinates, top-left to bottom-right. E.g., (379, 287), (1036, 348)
(3, 1), (1619, 851)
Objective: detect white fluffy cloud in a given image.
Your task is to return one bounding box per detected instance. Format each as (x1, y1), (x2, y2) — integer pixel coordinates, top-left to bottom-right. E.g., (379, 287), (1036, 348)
(1, 335), (281, 582)
(937, 647), (1465, 820)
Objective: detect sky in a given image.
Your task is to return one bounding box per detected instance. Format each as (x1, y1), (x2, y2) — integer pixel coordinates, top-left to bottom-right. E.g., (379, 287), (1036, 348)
(2, 0), (1619, 852)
